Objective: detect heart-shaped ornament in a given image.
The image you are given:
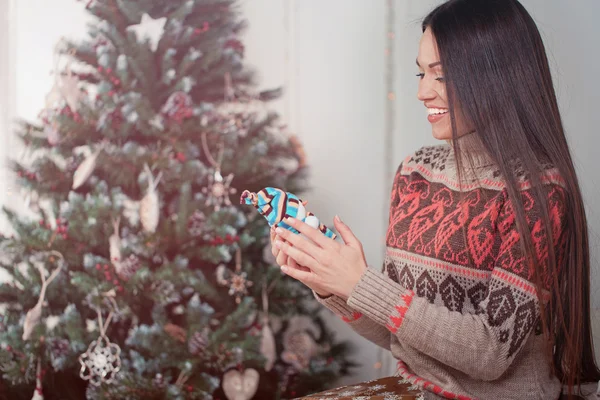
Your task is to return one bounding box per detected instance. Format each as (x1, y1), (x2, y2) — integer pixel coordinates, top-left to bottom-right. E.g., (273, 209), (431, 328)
(222, 368), (259, 400)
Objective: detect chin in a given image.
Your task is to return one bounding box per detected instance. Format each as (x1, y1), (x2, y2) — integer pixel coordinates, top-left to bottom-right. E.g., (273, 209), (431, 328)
(431, 129), (452, 141)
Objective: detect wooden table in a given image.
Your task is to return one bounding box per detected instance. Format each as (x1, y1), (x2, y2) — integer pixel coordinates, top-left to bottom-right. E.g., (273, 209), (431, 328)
(294, 376), (424, 399)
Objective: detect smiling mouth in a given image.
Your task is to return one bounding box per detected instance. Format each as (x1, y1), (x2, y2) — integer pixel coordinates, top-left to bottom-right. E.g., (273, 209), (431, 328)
(427, 108), (448, 123)
(427, 108), (448, 116)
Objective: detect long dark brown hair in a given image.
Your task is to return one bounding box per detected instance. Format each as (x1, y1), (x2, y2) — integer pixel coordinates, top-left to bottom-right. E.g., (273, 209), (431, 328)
(422, 0), (600, 396)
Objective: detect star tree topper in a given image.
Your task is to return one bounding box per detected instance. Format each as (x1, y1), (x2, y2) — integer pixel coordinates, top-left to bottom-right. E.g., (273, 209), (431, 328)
(126, 13), (167, 52)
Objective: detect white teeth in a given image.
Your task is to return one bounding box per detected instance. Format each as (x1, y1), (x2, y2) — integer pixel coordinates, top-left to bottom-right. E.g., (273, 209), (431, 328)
(427, 108), (448, 115)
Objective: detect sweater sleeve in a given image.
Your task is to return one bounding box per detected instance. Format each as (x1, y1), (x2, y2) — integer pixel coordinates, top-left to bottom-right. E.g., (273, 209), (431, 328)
(309, 162), (411, 351)
(346, 184), (568, 381)
(313, 290), (392, 351)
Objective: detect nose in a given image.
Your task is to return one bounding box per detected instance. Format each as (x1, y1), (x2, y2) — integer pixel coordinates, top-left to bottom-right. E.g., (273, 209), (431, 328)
(417, 77), (436, 103)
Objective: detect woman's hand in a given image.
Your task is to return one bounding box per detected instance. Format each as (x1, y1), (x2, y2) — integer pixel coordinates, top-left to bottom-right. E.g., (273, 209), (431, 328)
(269, 226), (315, 282)
(270, 226), (290, 268)
(273, 215), (368, 300)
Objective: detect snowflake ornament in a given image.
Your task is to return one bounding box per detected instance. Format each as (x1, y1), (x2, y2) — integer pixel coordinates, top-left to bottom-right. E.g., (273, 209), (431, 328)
(202, 169), (236, 211)
(228, 271), (252, 301)
(215, 251), (253, 304)
(79, 335), (121, 386)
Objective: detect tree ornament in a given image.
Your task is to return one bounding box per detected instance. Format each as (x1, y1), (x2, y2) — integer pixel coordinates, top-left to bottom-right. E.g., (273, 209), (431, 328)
(72, 144), (103, 190)
(31, 358), (44, 400)
(187, 210), (206, 237)
(149, 114), (165, 131)
(116, 254), (141, 281)
(108, 217), (121, 266)
(45, 82), (62, 112)
(161, 91), (194, 123)
(222, 368), (260, 400)
(259, 284), (276, 371)
(45, 45), (82, 113)
(48, 338), (70, 369)
(181, 76), (195, 93)
(201, 73), (266, 137)
(139, 164), (162, 233)
(215, 264), (228, 286)
(151, 280), (181, 304)
(164, 323), (186, 343)
(23, 252), (64, 341)
(203, 169), (236, 211)
(153, 373), (166, 390)
(44, 122), (60, 146)
(281, 331), (318, 370)
(57, 64), (82, 113)
(23, 189), (41, 213)
(281, 316), (321, 370)
(126, 13), (167, 52)
(79, 302), (121, 386)
(215, 249), (253, 304)
(200, 133), (236, 211)
(188, 329), (209, 356)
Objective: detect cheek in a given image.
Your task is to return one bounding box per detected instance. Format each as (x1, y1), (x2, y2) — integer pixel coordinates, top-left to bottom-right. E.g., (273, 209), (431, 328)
(431, 116), (453, 140)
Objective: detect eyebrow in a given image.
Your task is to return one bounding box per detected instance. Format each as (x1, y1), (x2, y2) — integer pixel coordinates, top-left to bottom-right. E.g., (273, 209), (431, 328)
(416, 58), (442, 68)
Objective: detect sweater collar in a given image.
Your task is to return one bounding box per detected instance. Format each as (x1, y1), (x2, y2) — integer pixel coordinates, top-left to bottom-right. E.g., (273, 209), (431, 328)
(444, 132), (496, 169)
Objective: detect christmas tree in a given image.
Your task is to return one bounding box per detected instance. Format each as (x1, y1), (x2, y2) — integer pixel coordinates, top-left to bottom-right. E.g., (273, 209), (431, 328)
(0, 1), (355, 399)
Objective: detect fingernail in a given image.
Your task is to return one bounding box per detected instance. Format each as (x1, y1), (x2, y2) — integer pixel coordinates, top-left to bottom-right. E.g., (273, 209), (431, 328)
(275, 227), (284, 235)
(334, 215), (342, 223)
(281, 265), (288, 273)
(284, 217), (295, 225)
(274, 240), (282, 248)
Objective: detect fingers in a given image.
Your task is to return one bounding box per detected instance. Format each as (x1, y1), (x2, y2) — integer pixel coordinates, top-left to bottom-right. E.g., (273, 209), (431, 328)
(280, 264), (314, 283)
(333, 215), (362, 250)
(270, 227), (279, 257)
(283, 217), (338, 251)
(288, 257), (310, 272)
(275, 247), (287, 267)
(275, 226), (324, 260)
(275, 239), (318, 271)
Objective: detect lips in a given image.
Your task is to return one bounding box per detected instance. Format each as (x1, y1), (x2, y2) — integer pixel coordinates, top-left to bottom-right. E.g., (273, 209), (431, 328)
(427, 109), (448, 123)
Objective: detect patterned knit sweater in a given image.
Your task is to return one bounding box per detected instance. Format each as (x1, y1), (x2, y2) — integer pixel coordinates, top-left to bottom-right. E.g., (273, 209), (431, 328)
(316, 139), (567, 400)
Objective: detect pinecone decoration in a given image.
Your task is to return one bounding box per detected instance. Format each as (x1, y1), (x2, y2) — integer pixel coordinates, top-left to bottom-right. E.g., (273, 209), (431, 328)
(187, 210), (206, 237)
(117, 254), (141, 281)
(188, 330), (209, 356)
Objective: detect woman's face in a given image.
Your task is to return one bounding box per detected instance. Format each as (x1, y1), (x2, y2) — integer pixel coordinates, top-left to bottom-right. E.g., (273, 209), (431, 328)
(417, 27), (470, 140)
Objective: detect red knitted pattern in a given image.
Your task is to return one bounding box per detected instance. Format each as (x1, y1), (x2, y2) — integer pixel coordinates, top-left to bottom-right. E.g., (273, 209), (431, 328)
(386, 290), (415, 333)
(386, 166), (567, 288)
(341, 311), (362, 323)
(397, 361), (475, 400)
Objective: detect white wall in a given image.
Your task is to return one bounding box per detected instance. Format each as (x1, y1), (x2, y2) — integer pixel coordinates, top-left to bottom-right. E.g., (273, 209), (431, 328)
(4, 0), (600, 389)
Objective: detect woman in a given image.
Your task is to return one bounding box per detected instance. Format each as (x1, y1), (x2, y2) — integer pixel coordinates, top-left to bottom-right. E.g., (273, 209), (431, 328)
(271, 0), (600, 399)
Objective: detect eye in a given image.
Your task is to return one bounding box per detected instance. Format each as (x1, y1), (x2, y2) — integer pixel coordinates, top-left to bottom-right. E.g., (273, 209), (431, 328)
(416, 73), (425, 79)
(435, 77), (445, 82)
